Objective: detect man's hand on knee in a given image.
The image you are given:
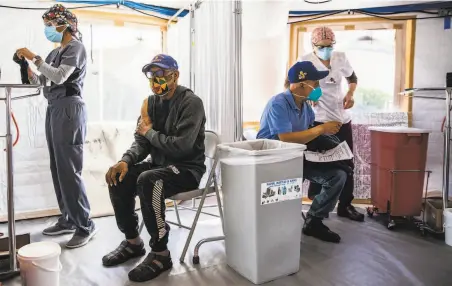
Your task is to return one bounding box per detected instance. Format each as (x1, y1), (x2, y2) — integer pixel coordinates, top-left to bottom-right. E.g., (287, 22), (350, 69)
(106, 161), (129, 186)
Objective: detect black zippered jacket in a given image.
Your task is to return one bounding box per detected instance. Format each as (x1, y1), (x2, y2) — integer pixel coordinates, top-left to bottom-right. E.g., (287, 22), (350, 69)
(121, 86), (206, 183)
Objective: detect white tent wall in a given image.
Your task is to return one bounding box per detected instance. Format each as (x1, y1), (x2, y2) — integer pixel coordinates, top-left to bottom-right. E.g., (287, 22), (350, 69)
(167, 14), (191, 88)
(170, 1), (291, 141)
(412, 18), (452, 194)
(192, 1), (237, 143)
(0, 1), (164, 220)
(242, 1), (290, 122)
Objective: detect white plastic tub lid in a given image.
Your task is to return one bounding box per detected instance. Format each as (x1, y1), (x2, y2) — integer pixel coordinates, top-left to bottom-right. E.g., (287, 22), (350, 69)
(18, 241), (61, 259)
(368, 126), (431, 133)
(217, 139), (306, 156)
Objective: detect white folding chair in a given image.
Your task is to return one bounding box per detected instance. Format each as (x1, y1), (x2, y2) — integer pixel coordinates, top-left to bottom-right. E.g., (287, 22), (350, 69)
(138, 130), (224, 263)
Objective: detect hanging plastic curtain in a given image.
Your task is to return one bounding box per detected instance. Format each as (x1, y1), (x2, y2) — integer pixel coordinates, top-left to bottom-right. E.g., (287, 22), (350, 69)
(193, 1), (236, 143)
(241, 1), (290, 123)
(167, 15), (191, 88)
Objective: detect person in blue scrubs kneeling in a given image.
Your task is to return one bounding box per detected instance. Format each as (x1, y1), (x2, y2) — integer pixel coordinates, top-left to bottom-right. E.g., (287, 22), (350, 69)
(257, 61), (346, 243)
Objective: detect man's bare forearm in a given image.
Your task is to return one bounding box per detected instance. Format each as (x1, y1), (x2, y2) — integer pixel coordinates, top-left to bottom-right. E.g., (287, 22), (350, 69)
(348, 82), (357, 93)
(279, 125), (324, 144)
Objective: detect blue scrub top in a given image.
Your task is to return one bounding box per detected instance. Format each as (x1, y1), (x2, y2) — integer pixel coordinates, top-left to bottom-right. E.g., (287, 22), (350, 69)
(256, 89), (315, 140)
(43, 40), (87, 101)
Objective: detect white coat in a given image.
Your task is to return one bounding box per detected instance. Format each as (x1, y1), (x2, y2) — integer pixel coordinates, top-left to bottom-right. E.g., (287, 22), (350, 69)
(299, 51), (354, 124)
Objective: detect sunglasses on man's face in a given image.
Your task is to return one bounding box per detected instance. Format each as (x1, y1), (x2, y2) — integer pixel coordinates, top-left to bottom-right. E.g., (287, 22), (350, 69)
(144, 70), (173, 79)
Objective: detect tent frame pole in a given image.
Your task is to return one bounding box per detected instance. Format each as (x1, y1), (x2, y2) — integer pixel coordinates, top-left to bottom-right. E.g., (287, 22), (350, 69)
(233, 0), (243, 142)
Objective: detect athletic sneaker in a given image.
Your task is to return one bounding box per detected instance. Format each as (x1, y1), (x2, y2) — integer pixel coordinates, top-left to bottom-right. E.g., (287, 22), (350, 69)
(42, 224), (76, 236)
(66, 225), (98, 249)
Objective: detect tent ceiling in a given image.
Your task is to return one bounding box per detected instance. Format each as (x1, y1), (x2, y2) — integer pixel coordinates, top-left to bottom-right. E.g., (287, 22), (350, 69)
(1, 0), (445, 10)
(132, 0), (188, 9)
(0, 0), (187, 8)
(1, 0), (447, 21)
(289, 0), (444, 10)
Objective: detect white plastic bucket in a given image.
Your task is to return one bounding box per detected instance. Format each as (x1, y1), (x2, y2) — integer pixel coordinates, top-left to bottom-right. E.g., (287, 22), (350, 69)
(17, 241), (62, 286)
(444, 208), (452, 247)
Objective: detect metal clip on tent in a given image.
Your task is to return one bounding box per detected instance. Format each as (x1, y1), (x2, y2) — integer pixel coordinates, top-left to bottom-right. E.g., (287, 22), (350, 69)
(0, 84), (40, 280)
(401, 73), (452, 233)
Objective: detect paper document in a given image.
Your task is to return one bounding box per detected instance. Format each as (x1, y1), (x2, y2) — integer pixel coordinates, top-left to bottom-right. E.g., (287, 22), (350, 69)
(305, 141), (354, 163)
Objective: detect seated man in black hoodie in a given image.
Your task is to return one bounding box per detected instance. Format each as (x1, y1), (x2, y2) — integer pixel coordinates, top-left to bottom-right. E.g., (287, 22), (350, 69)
(257, 61), (347, 243)
(103, 54), (206, 283)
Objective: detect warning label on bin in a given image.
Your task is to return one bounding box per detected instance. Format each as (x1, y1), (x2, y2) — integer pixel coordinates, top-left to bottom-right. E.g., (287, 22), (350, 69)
(261, 178), (303, 205)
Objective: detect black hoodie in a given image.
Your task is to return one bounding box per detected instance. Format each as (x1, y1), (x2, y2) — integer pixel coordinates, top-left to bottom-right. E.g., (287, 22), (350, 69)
(121, 85), (207, 183)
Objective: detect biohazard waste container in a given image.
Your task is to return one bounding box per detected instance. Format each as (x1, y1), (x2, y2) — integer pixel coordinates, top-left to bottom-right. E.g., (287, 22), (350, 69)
(217, 139), (306, 285)
(369, 127), (430, 216)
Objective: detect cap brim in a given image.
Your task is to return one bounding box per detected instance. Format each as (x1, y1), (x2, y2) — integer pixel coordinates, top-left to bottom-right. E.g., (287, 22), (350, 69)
(142, 63), (175, 73)
(313, 70), (329, 80)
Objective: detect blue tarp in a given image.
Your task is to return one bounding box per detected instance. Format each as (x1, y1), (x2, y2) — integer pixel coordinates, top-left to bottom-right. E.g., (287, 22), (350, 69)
(289, 1), (452, 16)
(45, 0), (452, 20)
(58, 0), (189, 17)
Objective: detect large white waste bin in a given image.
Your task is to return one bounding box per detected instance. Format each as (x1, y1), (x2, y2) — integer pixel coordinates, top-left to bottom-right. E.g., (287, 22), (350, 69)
(218, 139), (306, 284)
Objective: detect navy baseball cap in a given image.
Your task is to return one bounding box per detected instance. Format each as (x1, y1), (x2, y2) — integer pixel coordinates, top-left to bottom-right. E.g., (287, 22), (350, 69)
(142, 54), (179, 73)
(288, 61), (329, 84)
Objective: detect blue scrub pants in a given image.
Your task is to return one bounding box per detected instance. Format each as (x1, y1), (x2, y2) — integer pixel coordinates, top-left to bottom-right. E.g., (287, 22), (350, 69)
(45, 96), (93, 235)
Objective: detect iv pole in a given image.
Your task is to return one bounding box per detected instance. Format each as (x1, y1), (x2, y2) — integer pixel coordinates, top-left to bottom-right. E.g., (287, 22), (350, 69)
(401, 73), (452, 232)
(0, 84), (40, 280)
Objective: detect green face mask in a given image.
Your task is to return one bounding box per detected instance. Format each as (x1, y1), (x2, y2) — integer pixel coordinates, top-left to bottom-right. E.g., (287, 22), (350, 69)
(150, 75), (173, 97)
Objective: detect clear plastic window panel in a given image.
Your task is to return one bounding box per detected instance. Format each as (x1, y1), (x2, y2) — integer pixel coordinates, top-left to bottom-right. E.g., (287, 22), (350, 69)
(303, 29), (397, 116)
(80, 21), (163, 123)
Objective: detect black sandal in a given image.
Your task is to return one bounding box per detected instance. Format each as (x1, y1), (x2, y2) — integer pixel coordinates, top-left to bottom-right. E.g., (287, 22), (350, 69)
(102, 240), (146, 267)
(128, 252), (173, 282)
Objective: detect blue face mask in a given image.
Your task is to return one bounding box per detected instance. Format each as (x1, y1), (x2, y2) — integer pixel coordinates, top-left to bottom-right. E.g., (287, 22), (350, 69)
(44, 26), (64, 43)
(307, 86), (323, 102)
(292, 83), (323, 102)
(316, 47), (333, 60)
(303, 83), (323, 102)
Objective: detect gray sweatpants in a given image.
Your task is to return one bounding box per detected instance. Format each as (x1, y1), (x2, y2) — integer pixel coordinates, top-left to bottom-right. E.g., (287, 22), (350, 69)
(45, 96), (93, 235)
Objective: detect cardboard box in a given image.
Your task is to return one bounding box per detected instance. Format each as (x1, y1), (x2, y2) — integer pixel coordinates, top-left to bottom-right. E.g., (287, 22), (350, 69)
(0, 233), (30, 256)
(425, 198), (452, 231)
